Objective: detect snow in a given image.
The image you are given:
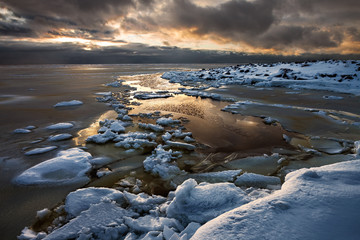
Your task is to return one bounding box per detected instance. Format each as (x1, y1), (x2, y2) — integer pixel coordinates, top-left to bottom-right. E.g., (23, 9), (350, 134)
(13, 128), (31, 134)
(46, 122), (74, 130)
(123, 191), (166, 213)
(162, 60), (360, 95)
(24, 146), (58, 156)
(123, 215), (182, 233)
(36, 208), (51, 220)
(172, 170), (242, 185)
(65, 187), (126, 217)
(134, 92), (173, 100)
(14, 148), (93, 185)
(45, 202), (136, 240)
(143, 145), (185, 180)
(156, 117), (181, 126)
(48, 133), (73, 141)
(86, 129), (117, 144)
(54, 100), (83, 107)
(167, 179), (250, 225)
(165, 140), (196, 151)
(139, 123), (165, 132)
(192, 159), (360, 240)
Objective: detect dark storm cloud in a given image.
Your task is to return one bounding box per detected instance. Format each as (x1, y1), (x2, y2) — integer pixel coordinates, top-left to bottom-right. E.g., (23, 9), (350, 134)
(161, 0), (277, 37)
(1, 0), (136, 39)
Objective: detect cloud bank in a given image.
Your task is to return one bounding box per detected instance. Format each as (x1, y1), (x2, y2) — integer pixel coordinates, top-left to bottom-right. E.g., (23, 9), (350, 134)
(0, 0), (359, 63)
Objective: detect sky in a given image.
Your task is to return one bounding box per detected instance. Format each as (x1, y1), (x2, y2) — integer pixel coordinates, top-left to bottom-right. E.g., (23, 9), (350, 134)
(0, 0), (359, 64)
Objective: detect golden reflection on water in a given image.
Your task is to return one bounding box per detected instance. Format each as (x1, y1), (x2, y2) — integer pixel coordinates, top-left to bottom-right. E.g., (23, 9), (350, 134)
(73, 110), (118, 146)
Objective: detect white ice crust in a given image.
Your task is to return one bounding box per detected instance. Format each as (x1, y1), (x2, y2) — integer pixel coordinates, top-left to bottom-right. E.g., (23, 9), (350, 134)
(15, 148), (93, 185)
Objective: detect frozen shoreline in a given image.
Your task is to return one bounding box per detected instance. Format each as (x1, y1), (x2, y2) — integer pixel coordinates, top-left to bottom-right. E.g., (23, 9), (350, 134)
(10, 61), (360, 240)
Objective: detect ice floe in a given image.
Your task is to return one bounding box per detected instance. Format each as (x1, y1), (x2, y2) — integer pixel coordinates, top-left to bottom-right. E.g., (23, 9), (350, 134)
(24, 146), (58, 156)
(138, 123), (165, 132)
(46, 122), (74, 130)
(48, 133), (73, 142)
(13, 128), (32, 134)
(14, 148), (93, 185)
(143, 145), (185, 180)
(134, 92), (173, 100)
(54, 100), (83, 107)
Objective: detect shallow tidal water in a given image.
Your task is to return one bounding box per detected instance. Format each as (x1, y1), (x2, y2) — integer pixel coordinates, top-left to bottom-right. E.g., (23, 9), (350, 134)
(1, 63), (359, 239)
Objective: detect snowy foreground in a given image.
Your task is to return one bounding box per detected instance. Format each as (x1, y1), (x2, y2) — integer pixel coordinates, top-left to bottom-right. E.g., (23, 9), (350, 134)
(19, 159), (360, 240)
(163, 60), (360, 95)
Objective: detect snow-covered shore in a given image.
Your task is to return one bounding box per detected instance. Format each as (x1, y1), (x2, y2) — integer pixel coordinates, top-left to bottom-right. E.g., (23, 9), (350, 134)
(162, 60), (360, 95)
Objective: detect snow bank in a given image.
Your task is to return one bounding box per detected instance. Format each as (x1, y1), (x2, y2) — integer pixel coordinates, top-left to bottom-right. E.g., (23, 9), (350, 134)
(167, 179), (250, 225)
(192, 159), (360, 240)
(14, 148), (93, 185)
(54, 100), (83, 107)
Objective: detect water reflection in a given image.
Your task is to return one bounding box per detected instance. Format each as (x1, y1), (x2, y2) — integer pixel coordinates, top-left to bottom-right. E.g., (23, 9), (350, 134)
(73, 110), (118, 146)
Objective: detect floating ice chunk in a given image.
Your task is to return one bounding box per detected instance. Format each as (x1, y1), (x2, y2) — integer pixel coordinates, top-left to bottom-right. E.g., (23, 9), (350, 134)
(310, 138), (346, 154)
(123, 215), (182, 233)
(110, 121), (126, 133)
(15, 148), (92, 185)
(114, 132), (157, 142)
(24, 146), (58, 156)
(184, 136), (195, 143)
(134, 92), (173, 100)
(234, 173), (281, 188)
(65, 187), (125, 217)
(36, 208), (51, 220)
(106, 80), (123, 87)
(89, 156), (113, 166)
(54, 100), (83, 107)
(192, 159), (360, 240)
(46, 202), (136, 240)
(18, 227), (38, 240)
(122, 115), (133, 121)
(115, 138), (157, 149)
(162, 132), (173, 141)
(95, 92), (112, 96)
(48, 133), (73, 142)
(123, 192), (166, 213)
(139, 123), (165, 132)
(46, 122), (74, 130)
(143, 145), (185, 180)
(172, 170), (243, 185)
(167, 179), (250, 225)
(13, 128), (31, 134)
(156, 117), (181, 126)
(323, 95), (344, 100)
(86, 129), (117, 144)
(25, 125), (36, 130)
(165, 141), (196, 151)
(172, 129), (192, 139)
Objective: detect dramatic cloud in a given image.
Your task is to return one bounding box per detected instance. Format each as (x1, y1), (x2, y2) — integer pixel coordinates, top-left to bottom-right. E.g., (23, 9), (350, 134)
(0, 0), (359, 63)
